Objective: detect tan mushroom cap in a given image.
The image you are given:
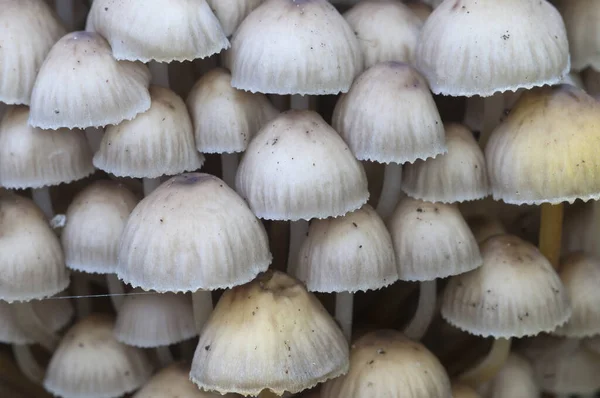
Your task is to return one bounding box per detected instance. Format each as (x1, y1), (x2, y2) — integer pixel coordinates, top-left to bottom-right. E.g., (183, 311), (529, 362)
(467, 215), (506, 244)
(44, 314), (153, 398)
(478, 353), (539, 398)
(295, 205), (398, 293)
(29, 31), (151, 130)
(117, 173), (272, 292)
(559, 0), (600, 71)
(134, 362), (239, 398)
(388, 197), (482, 281)
(416, 0), (569, 96)
(186, 68), (278, 154)
(0, 106), (94, 189)
(87, 0), (229, 62)
(321, 330), (451, 398)
(229, 0), (363, 94)
(114, 290), (197, 348)
(236, 110), (369, 221)
(343, 0), (423, 68)
(451, 383), (480, 398)
(406, 1), (433, 22)
(190, 271), (349, 396)
(93, 85), (205, 179)
(0, 0), (66, 105)
(442, 234), (572, 338)
(553, 252), (600, 338)
(486, 85), (600, 205)
(402, 123), (490, 203)
(333, 62), (445, 164)
(0, 191), (70, 302)
(206, 0), (264, 37)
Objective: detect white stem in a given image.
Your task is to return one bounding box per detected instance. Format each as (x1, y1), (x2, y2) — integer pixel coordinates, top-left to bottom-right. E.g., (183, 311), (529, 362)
(12, 302), (59, 352)
(155, 345), (174, 367)
(290, 95), (310, 110)
(192, 290), (213, 333)
(31, 188), (54, 219)
(72, 273), (92, 319)
(335, 292), (354, 342)
(12, 345), (44, 384)
(376, 162), (403, 220)
(149, 62), (170, 88)
(55, 0), (74, 30)
(85, 127), (103, 153)
(221, 153), (239, 188)
(479, 93), (504, 149)
(106, 273), (125, 311)
(287, 220), (309, 275)
(403, 280), (437, 341)
(143, 178), (161, 196)
(459, 338), (511, 385)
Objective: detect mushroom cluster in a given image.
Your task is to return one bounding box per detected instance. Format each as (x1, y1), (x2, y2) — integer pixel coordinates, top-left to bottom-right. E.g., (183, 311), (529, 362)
(1, 0), (600, 397)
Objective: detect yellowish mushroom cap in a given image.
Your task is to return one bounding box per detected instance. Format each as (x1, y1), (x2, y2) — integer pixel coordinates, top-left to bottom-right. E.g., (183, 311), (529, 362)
(416, 0), (569, 96)
(87, 0), (230, 62)
(485, 85), (600, 205)
(117, 173), (272, 292)
(190, 271), (349, 396)
(0, 106), (94, 189)
(320, 330), (451, 398)
(0, 0), (66, 105)
(29, 31), (151, 130)
(442, 234), (571, 338)
(93, 85), (205, 179)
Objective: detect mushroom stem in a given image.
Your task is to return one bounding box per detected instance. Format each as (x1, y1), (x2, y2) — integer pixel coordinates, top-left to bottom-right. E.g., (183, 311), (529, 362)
(335, 292), (354, 342)
(403, 280), (436, 341)
(478, 93), (504, 149)
(539, 203), (564, 269)
(55, 0), (74, 30)
(192, 290), (213, 333)
(287, 219), (309, 275)
(155, 345), (174, 367)
(458, 337), (511, 385)
(221, 152), (239, 188)
(84, 127), (103, 152)
(12, 301), (59, 352)
(375, 162), (403, 219)
(12, 345), (44, 384)
(149, 62), (170, 88)
(31, 188), (54, 220)
(72, 272), (92, 318)
(106, 273), (125, 311)
(143, 178), (162, 196)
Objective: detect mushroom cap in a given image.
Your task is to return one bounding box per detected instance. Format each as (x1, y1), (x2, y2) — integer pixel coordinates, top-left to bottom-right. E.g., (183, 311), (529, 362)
(229, 0), (363, 95)
(295, 205), (398, 293)
(44, 314), (153, 398)
(343, 0), (423, 69)
(117, 173), (272, 292)
(406, 1), (433, 22)
(478, 353), (539, 398)
(134, 362), (238, 398)
(402, 123), (490, 203)
(388, 197), (482, 281)
(0, 191), (70, 302)
(28, 31), (151, 130)
(186, 68), (278, 154)
(320, 330), (451, 398)
(485, 85), (600, 205)
(190, 271), (349, 396)
(451, 383), (480, 398)
(114, 290), (197, 348)
(332, 62), (446, 164)
(415, 0), (569, 96)
(467, 215), (506, 244)
(441, 234), (572, 338)
(553, 252), (600, 338)
(0, 297), (73, 345)
(93, 85), (205, 179)
(0, 106), (94, 189)
(236, 110), (369, 221)
(206, 0), (264, 37)
(86, 0), (229, 62)
(62, 180), (139, 274)
(559, 0), (600, 71)
(0, 0), (66, 105)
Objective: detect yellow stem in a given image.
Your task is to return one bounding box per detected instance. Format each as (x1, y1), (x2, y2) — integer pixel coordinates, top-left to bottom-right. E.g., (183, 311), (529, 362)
(458, 338), (511, 385)
(539, 203), (564, 269)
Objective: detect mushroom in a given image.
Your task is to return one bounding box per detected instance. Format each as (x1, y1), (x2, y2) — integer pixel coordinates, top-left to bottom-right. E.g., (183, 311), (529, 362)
(478, 353), (539, 398)
(206, 0), (264, 37)
(558, 0), (600, 72)
(451, 383), (480, 398)
(466, 215), (507, 245)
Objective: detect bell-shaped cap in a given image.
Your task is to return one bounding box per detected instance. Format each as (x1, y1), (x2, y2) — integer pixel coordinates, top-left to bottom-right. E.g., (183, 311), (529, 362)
(206, 0), (264, 37)
(478, 353), (539, 398)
